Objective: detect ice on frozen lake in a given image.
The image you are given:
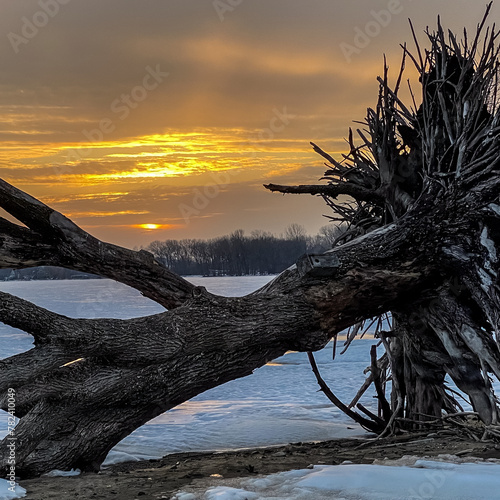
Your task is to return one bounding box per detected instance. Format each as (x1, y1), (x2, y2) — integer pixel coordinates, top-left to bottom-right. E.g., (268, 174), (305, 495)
(3, 277), (500, 500)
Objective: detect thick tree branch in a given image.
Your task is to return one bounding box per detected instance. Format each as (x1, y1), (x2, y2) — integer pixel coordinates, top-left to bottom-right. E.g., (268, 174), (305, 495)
(0, 178), (195, 309)
(0, 291), (72, 342)
(0, 218), (58, 268)
(0, 197), (446, 476)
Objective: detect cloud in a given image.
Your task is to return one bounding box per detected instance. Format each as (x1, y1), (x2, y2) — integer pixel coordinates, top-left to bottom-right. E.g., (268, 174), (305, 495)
(0, 0), (496, 247)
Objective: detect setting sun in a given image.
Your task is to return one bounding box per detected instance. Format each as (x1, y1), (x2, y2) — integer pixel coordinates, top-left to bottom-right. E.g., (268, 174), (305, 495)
(139, 224), (162, 230)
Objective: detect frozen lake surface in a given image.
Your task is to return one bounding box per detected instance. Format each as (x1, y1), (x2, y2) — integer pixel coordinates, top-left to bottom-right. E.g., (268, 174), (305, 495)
(0, 276), (376, 465)
(3, 277), (500, 500)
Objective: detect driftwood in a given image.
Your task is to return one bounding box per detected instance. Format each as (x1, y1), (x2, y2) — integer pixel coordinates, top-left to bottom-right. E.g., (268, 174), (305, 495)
(1, 6), (500, 478)
(266, 5), (500, 433)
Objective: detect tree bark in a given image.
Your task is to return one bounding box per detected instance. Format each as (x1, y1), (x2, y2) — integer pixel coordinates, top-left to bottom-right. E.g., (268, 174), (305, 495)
(264, 7), (500, 434)
(0, 178), (444, 477)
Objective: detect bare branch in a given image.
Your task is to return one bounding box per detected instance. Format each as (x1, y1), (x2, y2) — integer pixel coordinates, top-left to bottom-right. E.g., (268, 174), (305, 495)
(263, 183), (384, 204)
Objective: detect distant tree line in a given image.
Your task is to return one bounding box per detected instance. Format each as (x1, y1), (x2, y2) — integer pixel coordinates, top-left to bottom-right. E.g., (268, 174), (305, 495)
(0, 267), (99, 281)
(0, 224), (342, 280)
(146, 224), (342, 276)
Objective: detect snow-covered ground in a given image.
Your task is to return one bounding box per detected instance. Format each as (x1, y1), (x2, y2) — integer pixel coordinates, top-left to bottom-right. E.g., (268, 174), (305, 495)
(3, 276), (499, 500)
(172, 457), (500, 500)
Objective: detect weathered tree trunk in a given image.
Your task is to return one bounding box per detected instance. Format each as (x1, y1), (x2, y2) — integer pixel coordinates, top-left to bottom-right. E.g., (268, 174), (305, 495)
(2, 7), (500, 478)
(266, 5), (500, 433)
(0, 179), (442, 477)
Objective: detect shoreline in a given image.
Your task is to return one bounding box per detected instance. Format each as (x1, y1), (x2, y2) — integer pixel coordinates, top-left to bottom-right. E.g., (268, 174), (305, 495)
(19, 432), (500, 499)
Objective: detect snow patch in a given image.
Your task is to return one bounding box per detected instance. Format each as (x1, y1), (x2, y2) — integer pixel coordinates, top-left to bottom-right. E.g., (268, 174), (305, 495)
(172, 493), (197, 500)
(0, 480), (25, 500)
(488, 203), (500, 216)
(205, 487), (258, 499)
(43, 468), (81, 477)
(173, 460), (500, 500)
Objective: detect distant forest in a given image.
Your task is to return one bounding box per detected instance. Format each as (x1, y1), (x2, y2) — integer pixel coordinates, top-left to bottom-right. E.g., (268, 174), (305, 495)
(0, 266), (100, 282)
(145, 224), (341, 276)
(0, 224), (341, 280)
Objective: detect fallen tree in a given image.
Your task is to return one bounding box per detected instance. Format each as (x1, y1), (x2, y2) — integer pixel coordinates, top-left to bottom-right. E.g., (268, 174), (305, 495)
(266, 5), (500, 432)
(2, 7), (500, 477)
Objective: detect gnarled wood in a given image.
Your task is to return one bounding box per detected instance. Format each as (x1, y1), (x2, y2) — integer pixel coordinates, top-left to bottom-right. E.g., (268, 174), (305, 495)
(265, 4), (500, 434)
(0, 181), (441, 477)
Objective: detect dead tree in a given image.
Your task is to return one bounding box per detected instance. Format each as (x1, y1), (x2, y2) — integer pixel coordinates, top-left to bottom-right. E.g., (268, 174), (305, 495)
(266, 5), (500, 432)
(2, 8), (500, 477)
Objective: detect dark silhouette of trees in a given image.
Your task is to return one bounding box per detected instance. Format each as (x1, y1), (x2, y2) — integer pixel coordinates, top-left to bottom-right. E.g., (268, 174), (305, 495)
(146, 225), (336, 276)
(0, 224), (338, 280)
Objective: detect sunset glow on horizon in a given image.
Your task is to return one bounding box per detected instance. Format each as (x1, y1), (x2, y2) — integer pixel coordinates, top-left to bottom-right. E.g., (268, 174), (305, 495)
(137, 224), (163, 230)
(0, 1), (494, 248)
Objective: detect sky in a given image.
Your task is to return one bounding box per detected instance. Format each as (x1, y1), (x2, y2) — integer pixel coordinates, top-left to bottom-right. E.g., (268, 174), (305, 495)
(0, 0), (497, 248)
